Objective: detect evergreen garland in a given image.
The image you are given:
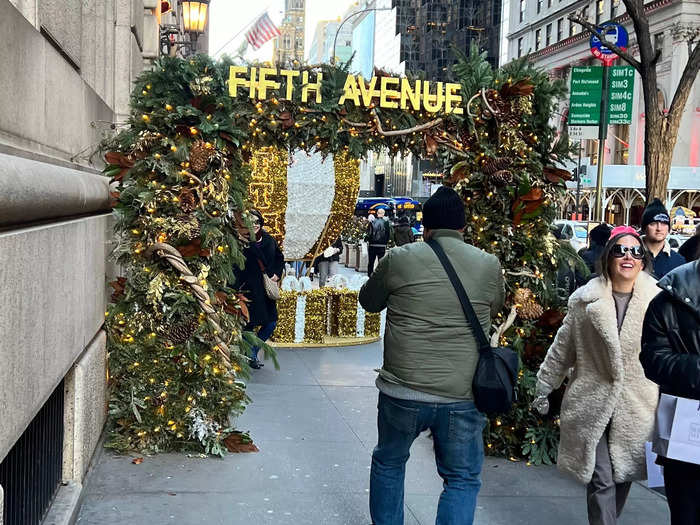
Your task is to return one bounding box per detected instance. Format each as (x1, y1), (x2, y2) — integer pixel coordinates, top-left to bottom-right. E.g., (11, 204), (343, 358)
(103, 52), (573, 461)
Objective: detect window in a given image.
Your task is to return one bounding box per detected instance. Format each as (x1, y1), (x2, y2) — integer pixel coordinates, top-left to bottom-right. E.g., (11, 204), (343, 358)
(583, 6), (589, 21)
(535, 28), (542, 50)
(284, 35), (291, 49)
(596, 0), (604, 24)
(557, 18), (563, 41)
(537, 0), (542, 14)
(518, 37), (523, 57)
(546, 23), (552, 46)
(520, 0), (526, 22)
(569, 18), (579, 36)
(654, 32), (665, 60)
(548, 0), (552, 6)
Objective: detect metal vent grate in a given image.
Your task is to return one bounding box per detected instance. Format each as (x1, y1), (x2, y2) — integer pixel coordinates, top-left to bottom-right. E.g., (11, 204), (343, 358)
(0, 380), (64, 525)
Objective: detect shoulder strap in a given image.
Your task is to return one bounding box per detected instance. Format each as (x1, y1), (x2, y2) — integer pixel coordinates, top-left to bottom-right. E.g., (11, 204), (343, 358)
(427, 239), (490, 352)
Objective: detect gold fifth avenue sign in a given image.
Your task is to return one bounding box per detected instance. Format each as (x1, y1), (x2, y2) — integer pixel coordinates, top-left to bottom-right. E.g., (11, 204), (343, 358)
(229, 66), (465, 114)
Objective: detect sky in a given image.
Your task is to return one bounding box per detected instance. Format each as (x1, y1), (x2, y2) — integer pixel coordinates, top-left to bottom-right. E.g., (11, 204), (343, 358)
(209, 0), (358, 61)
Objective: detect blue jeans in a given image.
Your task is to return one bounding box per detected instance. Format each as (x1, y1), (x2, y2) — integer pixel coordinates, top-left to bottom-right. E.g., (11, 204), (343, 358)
(370, 393), (486, 525)
(249, 321), (276, 361)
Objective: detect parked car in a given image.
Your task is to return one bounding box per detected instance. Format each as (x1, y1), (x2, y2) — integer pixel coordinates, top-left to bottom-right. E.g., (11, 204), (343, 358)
(553, 220), (589, 252)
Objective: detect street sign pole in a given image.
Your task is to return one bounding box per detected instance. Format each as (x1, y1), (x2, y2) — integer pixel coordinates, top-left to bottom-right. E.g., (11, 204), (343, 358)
(594, 64), (609, 222)
(575, 141), (582, 219)
(589, 21), (629, 223)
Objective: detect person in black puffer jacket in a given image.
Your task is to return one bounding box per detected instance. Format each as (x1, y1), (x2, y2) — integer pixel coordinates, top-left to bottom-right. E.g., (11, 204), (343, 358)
(640, 260), (700, 525)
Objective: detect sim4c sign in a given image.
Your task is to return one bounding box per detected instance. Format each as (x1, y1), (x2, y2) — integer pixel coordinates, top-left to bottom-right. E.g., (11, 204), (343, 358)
(608, 66), (635, 124)
(590, 22), (628, 66)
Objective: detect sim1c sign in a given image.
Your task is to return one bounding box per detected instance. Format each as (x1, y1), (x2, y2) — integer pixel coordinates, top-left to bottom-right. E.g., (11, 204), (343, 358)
(590, 22), (628, 66)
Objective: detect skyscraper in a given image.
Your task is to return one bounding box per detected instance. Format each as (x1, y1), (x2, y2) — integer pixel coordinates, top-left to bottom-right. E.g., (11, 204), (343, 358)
(394, 0), (502, 80)
(308, 19), (353, 64)
(273, 0), (306, 66)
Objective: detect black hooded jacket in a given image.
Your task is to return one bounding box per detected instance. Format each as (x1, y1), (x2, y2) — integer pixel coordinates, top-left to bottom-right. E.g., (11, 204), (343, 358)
(640, 260), (700, 399)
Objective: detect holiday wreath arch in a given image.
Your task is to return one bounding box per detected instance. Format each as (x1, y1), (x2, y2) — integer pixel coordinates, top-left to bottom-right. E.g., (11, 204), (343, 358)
(103, 50), (581, 461)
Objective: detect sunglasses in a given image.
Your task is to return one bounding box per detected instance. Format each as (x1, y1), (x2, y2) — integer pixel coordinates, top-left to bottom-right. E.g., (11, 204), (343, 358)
(610, 244), (644, 260)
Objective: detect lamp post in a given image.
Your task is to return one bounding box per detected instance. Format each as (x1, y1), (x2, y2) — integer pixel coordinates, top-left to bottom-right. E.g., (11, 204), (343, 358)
(331, 6), (392, 65)
(180, 0), (209, 55)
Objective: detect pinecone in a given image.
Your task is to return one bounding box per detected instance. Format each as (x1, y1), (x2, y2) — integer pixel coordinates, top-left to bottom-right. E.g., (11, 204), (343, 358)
(519, 301), (544, 320)
(491, 170), (514, 186)
(167, 318), (199, 344)
(189, 141), (213, 173)
(482, 157), (513, 175)
(179, 188), (197, 213)
(514, 288), (544, 320)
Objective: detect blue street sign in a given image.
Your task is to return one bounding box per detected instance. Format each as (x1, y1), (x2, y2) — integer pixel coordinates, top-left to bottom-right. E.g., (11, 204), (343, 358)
(590, 22), (629, 65)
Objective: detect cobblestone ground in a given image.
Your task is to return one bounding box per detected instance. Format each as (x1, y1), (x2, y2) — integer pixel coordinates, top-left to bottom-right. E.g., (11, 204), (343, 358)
(77, 341), (669, 524)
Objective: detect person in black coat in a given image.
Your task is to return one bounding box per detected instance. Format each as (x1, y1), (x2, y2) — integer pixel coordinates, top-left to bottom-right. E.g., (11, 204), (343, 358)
(580, 223), (612, 274)
(640, 260), (700, 524)
(679, 225), (700, 262)
(236, 209), (284, 368)
(393, 216), (415, 247)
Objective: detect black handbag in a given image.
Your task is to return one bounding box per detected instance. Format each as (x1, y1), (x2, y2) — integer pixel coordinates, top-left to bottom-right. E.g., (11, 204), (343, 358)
(427, 239), (519, 415)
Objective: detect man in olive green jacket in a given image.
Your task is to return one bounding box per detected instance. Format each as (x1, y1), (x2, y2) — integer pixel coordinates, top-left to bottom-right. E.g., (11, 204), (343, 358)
(359, 186), (504, 525)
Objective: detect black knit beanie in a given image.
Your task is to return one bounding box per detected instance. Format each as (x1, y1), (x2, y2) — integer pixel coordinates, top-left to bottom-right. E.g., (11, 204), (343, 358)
(641, 198), (670, 230)
(422, 186), (466, 230)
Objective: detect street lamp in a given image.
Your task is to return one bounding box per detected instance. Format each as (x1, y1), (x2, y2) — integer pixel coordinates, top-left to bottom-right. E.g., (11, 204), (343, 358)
(180, 0), (209, 53)
(331, 6), (392, 65)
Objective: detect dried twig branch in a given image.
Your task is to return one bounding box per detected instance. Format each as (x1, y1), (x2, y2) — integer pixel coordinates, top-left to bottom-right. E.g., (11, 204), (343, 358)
(371, 109), (443, 136)
(491, 306), (518, 347)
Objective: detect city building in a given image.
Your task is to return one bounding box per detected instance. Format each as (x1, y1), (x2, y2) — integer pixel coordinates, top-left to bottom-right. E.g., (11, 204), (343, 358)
(393, 0), (503, 80)
(308, 19), (352, 64)
(0, 1), (203, 521)
(504, 0), (700, 222)
(273, 0), (306, 66)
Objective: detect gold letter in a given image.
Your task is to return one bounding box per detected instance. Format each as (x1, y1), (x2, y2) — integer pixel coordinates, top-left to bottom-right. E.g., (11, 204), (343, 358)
(400, 78), (421, 110)
(280, 69), (300, 100)
(228, 66), (250, 97)
(379, 77), (399, 109)
(301, 71), (323, 103)
(248, 67), (259, 99)
(423, 81), (444, 113)
(257, 68), (281, 100)
(339, 74), (361, 106)
(358, 76), (379, 107)
(444, 83), (463, 114)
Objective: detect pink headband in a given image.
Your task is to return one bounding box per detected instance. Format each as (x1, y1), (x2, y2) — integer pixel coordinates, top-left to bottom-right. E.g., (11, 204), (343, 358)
(610, 225), (640, 238)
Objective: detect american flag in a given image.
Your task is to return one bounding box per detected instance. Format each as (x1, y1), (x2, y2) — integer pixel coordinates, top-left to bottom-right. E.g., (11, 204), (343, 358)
(245, 13), (281, 50)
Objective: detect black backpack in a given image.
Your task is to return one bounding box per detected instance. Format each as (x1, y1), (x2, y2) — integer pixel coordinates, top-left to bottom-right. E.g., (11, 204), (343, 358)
(370, 219), (388, 244)
(427, 239), (520, 415)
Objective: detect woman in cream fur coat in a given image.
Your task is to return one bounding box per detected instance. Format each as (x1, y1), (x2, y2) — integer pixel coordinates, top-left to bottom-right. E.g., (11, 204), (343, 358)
(533, 226), (660, 525)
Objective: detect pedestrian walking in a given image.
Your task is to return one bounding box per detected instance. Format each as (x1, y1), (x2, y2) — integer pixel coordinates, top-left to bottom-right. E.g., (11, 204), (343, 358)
(641, 198), (686, 277)
(393, 216), (414, 246)
(678, 224), (700, 262)
(532, 226), (660, 525)
(235, 209), (284, 369)
(359, 186), (504, 525)
(580, 223), (613, 274)
(314, 237), (343, 287)
(640, 259), (700, 525)
(366, 207), (391, 276)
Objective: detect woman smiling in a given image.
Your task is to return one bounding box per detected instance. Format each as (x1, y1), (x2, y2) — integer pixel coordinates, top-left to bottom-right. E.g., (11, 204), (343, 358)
(532, 225), (660, 525)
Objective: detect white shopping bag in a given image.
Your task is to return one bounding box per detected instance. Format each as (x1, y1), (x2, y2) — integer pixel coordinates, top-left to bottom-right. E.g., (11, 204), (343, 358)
(667, 396), (700, 465)
(652, 393), (677, 457)
(645, 442), (664, 488)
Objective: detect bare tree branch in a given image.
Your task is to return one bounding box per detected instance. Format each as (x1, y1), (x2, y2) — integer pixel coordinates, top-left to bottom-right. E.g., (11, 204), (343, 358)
(568, 15), (643, 70)
(667, 42), (700, 123)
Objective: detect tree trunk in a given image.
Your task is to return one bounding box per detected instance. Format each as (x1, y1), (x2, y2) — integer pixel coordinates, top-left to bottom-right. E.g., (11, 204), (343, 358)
(644, 122), (673, 201)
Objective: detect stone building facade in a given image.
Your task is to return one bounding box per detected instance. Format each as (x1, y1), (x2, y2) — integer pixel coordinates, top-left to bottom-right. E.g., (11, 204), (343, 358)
(0, 0), (164, 522)
(274, 0), (306, 66)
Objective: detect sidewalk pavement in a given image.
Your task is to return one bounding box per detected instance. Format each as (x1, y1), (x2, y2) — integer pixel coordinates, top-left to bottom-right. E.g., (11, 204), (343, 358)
(77, 341), (669, 525)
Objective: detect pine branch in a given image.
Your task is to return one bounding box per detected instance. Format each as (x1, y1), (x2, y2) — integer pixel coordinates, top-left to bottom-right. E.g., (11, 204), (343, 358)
(568, 15), (642, 70)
